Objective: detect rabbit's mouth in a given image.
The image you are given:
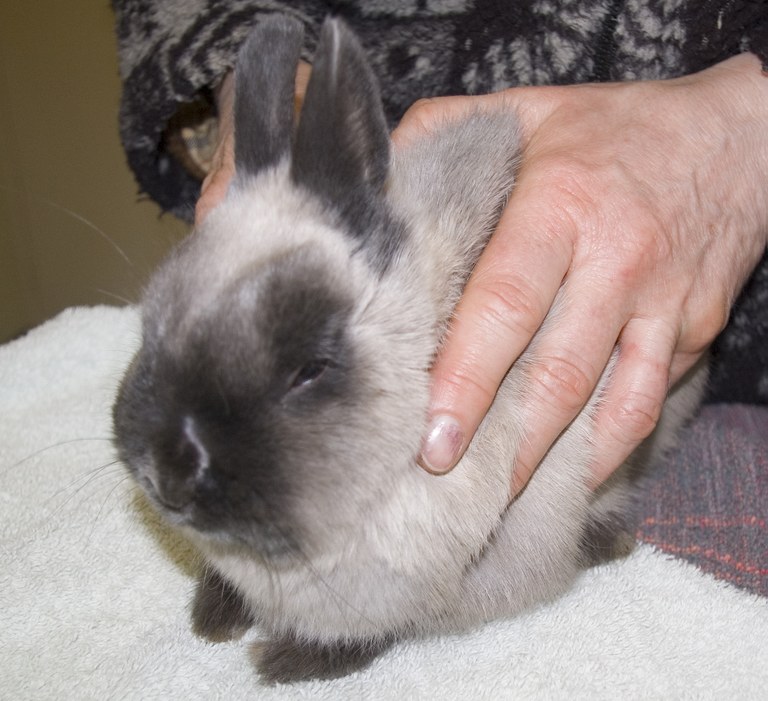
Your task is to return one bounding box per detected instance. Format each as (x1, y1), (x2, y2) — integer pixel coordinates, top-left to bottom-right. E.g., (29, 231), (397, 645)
(147, 481), (302, 560)
(129, 442), (301, 559)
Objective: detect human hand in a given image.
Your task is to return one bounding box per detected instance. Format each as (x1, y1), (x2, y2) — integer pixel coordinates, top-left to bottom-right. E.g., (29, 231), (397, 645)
(393, 53), (768, 495)
(194, 61), (312, 225)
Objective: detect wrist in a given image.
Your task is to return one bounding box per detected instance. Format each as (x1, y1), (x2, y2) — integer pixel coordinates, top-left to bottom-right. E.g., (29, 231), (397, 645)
(706, 54), (768, 248)
(683, 54), (768, 256)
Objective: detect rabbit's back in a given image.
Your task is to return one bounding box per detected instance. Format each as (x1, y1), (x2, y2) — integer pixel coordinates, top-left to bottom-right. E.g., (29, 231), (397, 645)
(389, 109), (521, 328)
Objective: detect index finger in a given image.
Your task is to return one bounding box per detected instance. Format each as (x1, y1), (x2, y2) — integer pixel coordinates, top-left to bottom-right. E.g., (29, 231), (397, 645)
(420, 188), (573, 473)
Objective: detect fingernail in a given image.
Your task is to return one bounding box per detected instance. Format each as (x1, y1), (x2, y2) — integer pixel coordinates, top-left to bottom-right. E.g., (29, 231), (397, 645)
(420, 415), (464, 474)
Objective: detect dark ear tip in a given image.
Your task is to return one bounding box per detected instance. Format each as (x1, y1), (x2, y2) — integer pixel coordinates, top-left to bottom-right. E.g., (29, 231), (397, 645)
(238, 14), (305, 64)
(316, 15), (359, 55)
(319, 14), (345, 34)
(251, 13), (305, 37)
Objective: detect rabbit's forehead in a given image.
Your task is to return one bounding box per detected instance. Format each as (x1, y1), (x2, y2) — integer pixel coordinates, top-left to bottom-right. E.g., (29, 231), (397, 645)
(144, 171), (371, 347)
(204, 173), (354, 274)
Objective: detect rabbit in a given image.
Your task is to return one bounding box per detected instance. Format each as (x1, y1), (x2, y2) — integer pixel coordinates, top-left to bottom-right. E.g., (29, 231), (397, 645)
(112, 15), (708, 684)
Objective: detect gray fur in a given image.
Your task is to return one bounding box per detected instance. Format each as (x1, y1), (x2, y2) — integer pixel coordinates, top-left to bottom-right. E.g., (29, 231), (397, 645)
(192, 567), (255, 642)
(234, 17), (303, 177)
(113, 17), (707, 683)
(253, 635), (394, 684)
(290, 17), (405, 273)
(292, 18), (390, 195)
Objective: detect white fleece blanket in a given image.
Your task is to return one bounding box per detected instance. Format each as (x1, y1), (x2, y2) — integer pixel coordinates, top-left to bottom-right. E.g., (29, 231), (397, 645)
(2, 306), (767, 700)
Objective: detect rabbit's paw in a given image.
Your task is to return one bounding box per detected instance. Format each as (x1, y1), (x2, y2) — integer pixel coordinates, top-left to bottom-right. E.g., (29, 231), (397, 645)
(191, 567), (255, 642)
(579, 512), (637, 566)
(252, 634), (392, 684)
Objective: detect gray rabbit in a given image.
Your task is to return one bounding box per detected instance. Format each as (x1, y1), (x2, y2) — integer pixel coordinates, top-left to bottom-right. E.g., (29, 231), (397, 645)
(113, 16), (707, 683)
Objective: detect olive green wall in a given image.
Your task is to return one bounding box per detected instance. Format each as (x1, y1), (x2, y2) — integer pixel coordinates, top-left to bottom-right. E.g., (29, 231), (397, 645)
(0, 2), (188, 343)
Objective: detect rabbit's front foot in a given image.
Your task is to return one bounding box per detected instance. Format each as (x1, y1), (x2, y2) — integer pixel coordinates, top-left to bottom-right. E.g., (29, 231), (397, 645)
(191, 567), (255, 642)
(253, 634), (392, 684)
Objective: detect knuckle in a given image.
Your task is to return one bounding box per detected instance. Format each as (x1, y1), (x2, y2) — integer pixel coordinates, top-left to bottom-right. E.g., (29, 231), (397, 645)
(400, 97), (444, 132)
(398, 96), (474, 142)
(531, 153), (676, 279)
(437, 361), (499, 412)
(531, 152), (607, 215)
(528, 353), (594, 415)
(679, 295), (731, 356)
(712, 299), (731, 335)
(409, 96), (440, 114)
(612, 213), (672, 280)
(472, 276), (546, 341)
(609, 389), (664, 445)
(697, 300), (731, 347)
(435, 366), (497, 423)
(532, 150), (589, 183)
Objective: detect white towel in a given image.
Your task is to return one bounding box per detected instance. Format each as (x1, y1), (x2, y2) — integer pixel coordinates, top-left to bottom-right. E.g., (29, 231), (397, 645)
(2, 306), (767, 700)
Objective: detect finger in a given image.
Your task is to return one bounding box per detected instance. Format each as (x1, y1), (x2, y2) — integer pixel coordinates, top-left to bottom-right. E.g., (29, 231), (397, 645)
(508, 275), (626, 495)
(392, 87), (560, 151)
(392, 95), (479, 149)
(194, 162), (235, 225)
(588, 316), (678, 487)
(420, 194), (573, 474)
(294, 60), (312, 113)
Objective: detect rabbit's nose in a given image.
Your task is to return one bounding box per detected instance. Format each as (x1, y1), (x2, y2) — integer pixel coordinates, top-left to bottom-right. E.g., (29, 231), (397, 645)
(154, 471), (196, 512)
(155, 415), (210, 511)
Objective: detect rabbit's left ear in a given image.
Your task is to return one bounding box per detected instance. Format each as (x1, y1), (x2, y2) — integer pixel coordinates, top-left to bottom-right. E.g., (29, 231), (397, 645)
(234, 16), (304, 177)
(291, 18), (390, 204)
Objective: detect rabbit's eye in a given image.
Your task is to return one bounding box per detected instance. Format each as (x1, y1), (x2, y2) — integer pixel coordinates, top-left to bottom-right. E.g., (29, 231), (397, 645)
(290, 360), (329, 389)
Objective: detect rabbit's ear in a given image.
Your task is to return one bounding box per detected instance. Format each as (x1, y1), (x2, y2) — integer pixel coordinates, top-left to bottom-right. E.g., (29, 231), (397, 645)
(291, 18), (389, 204)
(234, 16), (304, 177)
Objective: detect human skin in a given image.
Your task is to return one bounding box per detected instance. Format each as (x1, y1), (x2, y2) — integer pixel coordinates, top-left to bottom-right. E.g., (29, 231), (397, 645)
(196, 53), (768, 498)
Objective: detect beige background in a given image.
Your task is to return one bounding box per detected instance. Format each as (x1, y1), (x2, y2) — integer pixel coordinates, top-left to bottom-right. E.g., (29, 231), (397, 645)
(0, 2), (189, 344)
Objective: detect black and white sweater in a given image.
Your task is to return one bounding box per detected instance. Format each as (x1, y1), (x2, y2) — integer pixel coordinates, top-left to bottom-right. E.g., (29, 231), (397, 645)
(112, 0), (768, 404)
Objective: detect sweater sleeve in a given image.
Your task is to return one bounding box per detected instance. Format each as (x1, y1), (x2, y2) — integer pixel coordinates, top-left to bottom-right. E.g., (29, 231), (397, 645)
(707, 250), (768, 405)
(111, 0), (329, 220)
(679, 1), (768, 75)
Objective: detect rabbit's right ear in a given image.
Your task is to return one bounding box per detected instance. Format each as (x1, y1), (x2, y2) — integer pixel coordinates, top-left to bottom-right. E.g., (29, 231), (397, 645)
(234, 16), (304, 177)
(291, 18), (389, 203)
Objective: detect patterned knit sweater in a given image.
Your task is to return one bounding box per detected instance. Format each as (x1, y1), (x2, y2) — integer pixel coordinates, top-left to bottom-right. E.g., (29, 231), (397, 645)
(112, 0), (768, 404)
